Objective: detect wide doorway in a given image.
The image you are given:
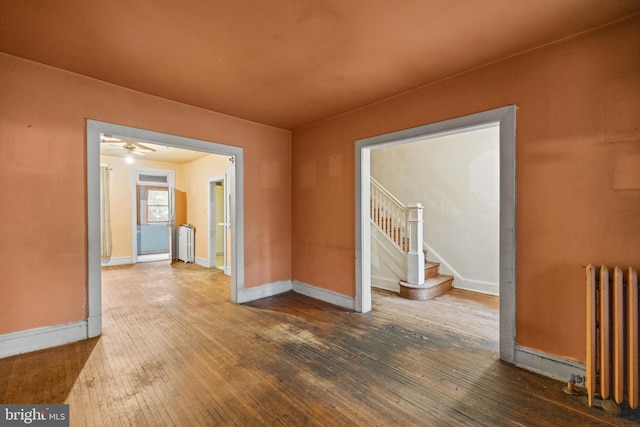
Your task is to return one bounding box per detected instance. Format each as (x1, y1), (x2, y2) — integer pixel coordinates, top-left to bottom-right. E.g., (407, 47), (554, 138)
(355, 106), (516, 363)
(87, 120), (245, 338)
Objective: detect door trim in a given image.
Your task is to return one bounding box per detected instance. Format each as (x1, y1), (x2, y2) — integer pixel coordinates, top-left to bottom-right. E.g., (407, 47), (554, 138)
(354, 105), (516, 363)
(87, 120), (245, 338)
(208, 175), (225, 269)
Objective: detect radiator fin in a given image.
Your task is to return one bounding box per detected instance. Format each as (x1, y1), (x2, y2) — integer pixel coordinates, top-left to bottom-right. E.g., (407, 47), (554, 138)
(599, 265), (610, 400)
(629, 268), (639, 409)
(586, 264), (639, 410)
(613, 266), (623, 404)
(586, 264), (596, 408)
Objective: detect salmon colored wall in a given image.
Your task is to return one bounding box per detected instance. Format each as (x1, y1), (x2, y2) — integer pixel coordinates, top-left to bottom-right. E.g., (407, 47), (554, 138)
(100, 155), (186, 258)
(291, 17), (640, 362)
(0, 53), (291, 335)
(182, 154), (231, 260)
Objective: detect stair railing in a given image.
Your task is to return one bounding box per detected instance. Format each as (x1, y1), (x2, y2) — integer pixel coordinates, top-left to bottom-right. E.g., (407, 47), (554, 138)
(370, 177), (408, 253)
(370, 177), (425, 285)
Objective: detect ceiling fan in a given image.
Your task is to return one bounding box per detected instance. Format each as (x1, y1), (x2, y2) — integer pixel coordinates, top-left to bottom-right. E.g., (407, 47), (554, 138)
(100, 134), (157, 156)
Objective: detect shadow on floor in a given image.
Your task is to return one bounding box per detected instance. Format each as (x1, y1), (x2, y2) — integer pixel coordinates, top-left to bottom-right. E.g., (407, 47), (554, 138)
(0, 336), (100, 404)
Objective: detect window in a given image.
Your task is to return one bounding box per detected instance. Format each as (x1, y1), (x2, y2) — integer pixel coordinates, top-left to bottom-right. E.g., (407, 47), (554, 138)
(147, 187), (169, 222)
(137, 173), (168, 185)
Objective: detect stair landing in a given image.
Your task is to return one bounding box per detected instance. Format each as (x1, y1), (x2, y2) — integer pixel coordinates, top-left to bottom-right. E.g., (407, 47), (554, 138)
(399, 275), (453, 301)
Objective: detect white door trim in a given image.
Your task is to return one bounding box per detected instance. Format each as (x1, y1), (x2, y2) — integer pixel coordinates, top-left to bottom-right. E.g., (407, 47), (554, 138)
(223, 161), (235, 276)
(208, 175), (225, 269)
(87, 120), (245, 338)
(354, 105), (517, 363)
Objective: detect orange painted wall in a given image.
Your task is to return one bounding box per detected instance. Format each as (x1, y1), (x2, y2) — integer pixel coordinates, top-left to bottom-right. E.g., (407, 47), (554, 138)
(0, 53), (291, 335)
(291, 17), (640, 362)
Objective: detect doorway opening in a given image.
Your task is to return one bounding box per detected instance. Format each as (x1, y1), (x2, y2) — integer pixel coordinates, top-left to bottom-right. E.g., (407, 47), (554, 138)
(208, 175), (231, 274)
(355, 106), (516, 363)
(369, 124), (500, 350)
(134, 168), (174, 264)
(87, 120), (245, 338)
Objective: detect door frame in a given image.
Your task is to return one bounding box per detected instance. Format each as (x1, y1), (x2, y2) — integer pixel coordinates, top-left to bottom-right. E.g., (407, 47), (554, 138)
(223, 161), (234, 276)
(208, 174), (225, 270)
(132, 167), (175, 263)
(354, 105), (516, 363)
(87, 120), (244, 338)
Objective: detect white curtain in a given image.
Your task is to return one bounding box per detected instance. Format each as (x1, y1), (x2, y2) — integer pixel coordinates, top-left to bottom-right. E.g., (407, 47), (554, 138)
(100, 165), (113, 258)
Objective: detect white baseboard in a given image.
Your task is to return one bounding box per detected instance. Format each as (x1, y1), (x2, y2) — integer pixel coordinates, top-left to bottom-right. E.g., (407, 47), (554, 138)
(371, 276), (400, 292)
(0, 321), (89, 359)
(236, 280), (292, 304)
(455, 279), (499, 296)
(195, 257), (210, 268)
(292, 281), (355, 310)
(514, 345), (586, 386)
(101, 256), (131, 266)
(235, 279), (356, 312)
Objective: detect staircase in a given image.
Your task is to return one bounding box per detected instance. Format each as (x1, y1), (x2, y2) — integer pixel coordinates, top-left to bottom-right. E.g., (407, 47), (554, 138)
(399, 252), (454, 300)
(371, 177), (453, 300)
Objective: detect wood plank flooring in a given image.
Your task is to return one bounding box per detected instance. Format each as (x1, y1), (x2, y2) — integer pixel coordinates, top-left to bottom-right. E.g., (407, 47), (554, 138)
(1, 262), (638, 425)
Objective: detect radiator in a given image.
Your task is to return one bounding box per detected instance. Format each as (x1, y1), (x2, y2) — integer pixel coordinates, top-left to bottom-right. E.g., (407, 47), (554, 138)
(586, 264), (639, 409)
(177, 225), (195, 263)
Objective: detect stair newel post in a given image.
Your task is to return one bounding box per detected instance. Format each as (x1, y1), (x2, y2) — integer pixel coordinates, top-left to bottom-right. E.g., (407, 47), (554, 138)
(407, 203), (425, 285)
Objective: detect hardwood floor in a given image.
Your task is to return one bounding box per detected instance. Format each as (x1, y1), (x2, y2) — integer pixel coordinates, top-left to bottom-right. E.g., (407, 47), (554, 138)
(1, 262), (638, 425)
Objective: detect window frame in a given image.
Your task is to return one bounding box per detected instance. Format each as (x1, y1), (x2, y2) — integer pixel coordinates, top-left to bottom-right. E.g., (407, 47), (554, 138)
(145, 186), (170, 224)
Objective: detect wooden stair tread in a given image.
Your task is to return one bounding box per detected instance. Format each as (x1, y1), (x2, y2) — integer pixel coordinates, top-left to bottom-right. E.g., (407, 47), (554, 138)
(400, 275), (453, 289)
(427, 275), (453, 288)
(399, 275), (453, 301)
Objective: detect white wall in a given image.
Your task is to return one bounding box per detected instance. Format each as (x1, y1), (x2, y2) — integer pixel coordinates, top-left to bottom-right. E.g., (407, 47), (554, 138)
(371, 125), (500, 295)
